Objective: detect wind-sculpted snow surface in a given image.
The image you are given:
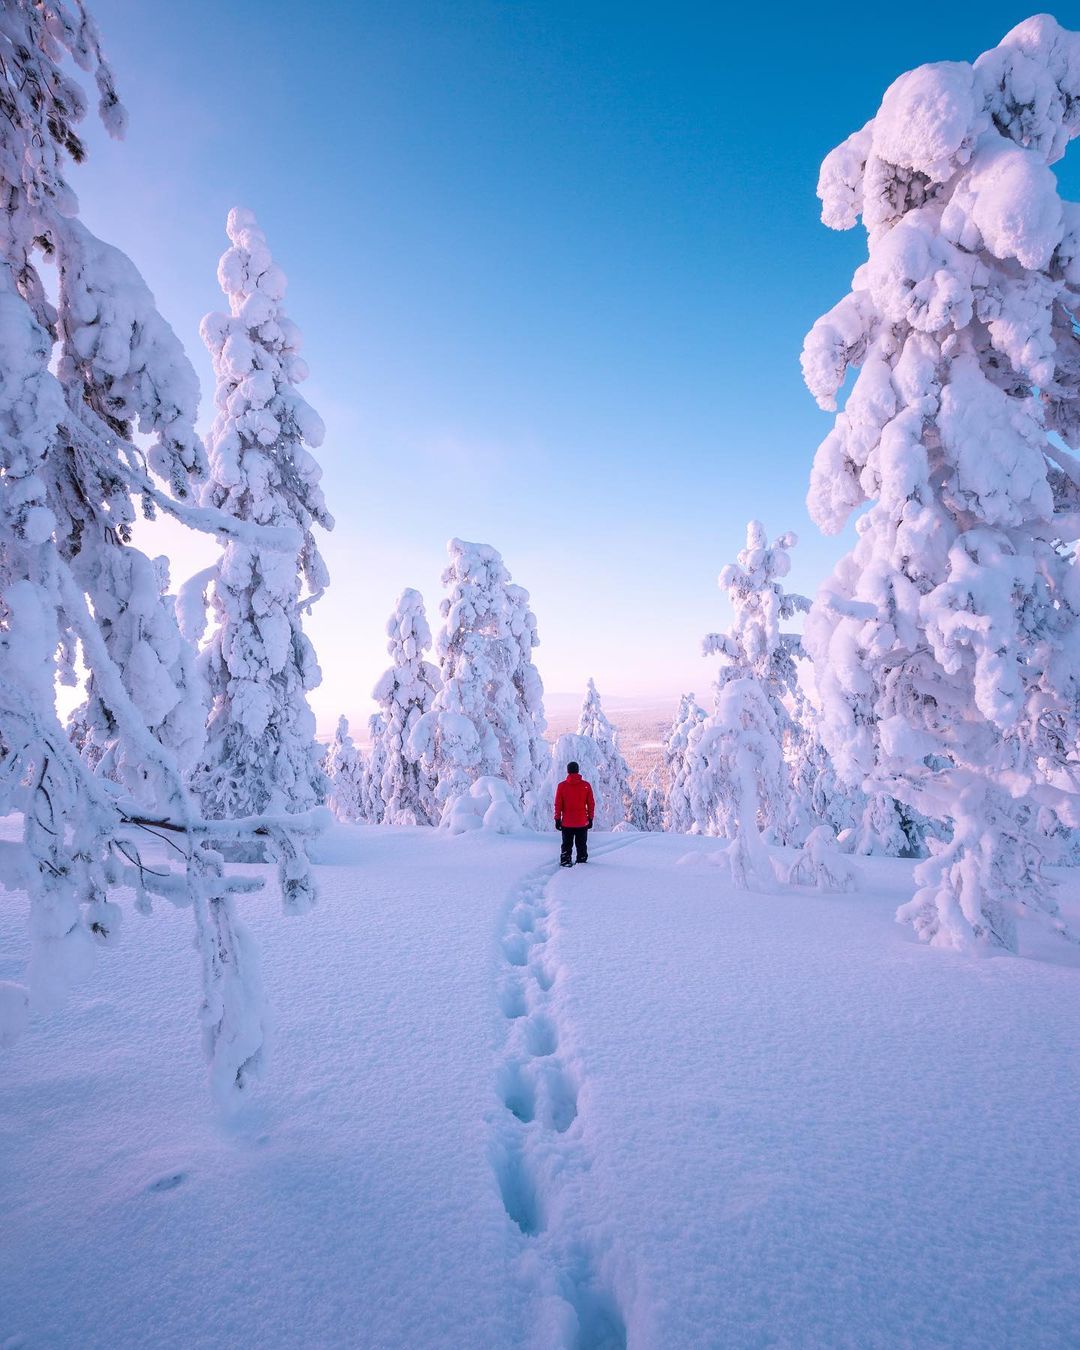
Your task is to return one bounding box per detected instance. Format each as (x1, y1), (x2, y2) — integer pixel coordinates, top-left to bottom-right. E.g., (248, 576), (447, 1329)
(803, 15), (1080, 950)
(1, 822), (1077, 1346)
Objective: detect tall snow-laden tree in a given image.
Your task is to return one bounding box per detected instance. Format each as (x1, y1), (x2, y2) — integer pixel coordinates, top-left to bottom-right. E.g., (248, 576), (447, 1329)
(664, 693), (707, 833)
(788, 712), (864, 843)
(690, 523), (809, 843)
(576, 679), (630, 830)
(0, 4), (318, 1093)
(325, 716), (365, 823)
(506, 577), (552, 827)
(360, 712), (388, 824)
(626, 769), (664, 832)
(189, 208), (332, 893)
(410, 540), (549, 820)
(691, 679), (785, 889)
(372, 589), (440, 826)
(704, 522), (809, 708)
(801, 15), (1080, 951)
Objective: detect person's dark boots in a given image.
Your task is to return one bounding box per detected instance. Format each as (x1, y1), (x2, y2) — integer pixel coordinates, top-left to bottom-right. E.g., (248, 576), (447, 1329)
(560, 858), (573, 868)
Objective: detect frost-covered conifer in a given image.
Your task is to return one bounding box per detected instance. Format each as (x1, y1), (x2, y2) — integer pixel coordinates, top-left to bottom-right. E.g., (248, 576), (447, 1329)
(854, 794), (922, 859)
(691, 680), (785, 889)
(704, 522), (809, 705)
(577, 680), (630, 830)
(0, 7), (316, 1092)
(627, 769), (664, 832)
(410, 540), (549, 821)
(788, 713), (864, 842)
(371, 589), (440, 826)
(189, 209), (332, 892)
(786, 826), (857, 893)
(664, 693), (707, 833)
(689, 524), (808, 843)
(325, 716), (365, 823)
(644, 771), (665, 832)
(360, 713), (388, 824)
(802, 16), (1080, 950)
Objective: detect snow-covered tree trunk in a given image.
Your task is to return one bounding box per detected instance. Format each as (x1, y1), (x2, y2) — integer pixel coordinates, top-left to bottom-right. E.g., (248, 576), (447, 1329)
(188, 209), (333, 903)
(409, 540), (549, 822)
(0, 11), (321, 1095)
(801, 15), (1080, 950)
(372, 589), (440, 826)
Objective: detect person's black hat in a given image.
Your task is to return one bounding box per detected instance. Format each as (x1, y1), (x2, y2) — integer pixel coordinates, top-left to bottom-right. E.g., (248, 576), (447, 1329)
(567, 761), (579, 774)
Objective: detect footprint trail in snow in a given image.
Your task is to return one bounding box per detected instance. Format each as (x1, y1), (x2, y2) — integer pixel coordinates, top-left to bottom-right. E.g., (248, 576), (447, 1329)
(490, 839), (640, 1349)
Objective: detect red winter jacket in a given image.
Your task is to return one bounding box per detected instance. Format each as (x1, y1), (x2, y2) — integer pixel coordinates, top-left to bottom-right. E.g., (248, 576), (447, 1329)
(555, 773), (595, 829)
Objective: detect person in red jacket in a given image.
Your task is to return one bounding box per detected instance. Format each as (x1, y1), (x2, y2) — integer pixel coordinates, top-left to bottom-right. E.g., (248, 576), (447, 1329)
(554, 761), (595, 867)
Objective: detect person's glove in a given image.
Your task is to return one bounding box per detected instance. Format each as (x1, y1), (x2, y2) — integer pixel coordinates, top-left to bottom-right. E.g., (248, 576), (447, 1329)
(587, 820), (594, 830)
(555, 817), (562, 831)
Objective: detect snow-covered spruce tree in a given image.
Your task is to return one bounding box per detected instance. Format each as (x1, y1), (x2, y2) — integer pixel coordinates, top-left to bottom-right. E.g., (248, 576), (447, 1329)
(0, 5), (318, 1091)
(627, 769), (664, 832)
(68, 550), (205, 786)
(189, 209), (332, 894)
(664, 693), (707, 833)
(787, 712), (864, 843)
(360, 713), (388, 824)
(854, 793), (922, 858)
(801, 15), (1080, 950)
(506, 576), (552, 827)
(689, 523), (809, 843)
(371, 588), (440, 825)
(691, 679), (785, 889)
(643, 769), (665, 832)
(576, 679), (631, 830)
(785, 826), (857, 893)
(325, 716), (365, 823)
(409, 540), (549, 822)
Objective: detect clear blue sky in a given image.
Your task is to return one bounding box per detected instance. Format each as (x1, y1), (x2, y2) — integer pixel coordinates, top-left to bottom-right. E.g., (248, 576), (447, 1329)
(75, 1), (1079, 730)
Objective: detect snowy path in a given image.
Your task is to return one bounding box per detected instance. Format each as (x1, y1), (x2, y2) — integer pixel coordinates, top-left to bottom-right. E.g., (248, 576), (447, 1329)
(2, 822), (1079, 1348)
(490, 837), (643, 1348)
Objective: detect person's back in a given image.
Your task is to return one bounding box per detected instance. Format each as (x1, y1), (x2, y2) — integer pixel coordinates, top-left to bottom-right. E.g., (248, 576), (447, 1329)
(554, 761), (595, 867)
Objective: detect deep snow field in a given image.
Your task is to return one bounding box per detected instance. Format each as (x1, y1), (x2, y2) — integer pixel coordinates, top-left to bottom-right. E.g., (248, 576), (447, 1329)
(2, 822), (1079, 1350)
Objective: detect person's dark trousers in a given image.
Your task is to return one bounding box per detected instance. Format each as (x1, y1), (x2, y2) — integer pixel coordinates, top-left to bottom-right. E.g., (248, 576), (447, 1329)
(560, 826), (589, 865)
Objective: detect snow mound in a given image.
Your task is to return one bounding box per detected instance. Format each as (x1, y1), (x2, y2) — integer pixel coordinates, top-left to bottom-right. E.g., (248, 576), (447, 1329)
(441, 776), (525, 835)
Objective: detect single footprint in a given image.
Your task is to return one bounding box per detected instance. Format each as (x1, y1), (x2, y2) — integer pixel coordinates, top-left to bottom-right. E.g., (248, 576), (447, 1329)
(526, 1014), (558, 1057)
(493, 1140), (543, 1237)
(502, 932), (531, 967)
(532, 961), (556, 993)
(543, 1061), (580, 1133)
(146, 1170), (188, 1193)
(498, 978), (528, 1019)
(497, 1058), (537, 1123)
